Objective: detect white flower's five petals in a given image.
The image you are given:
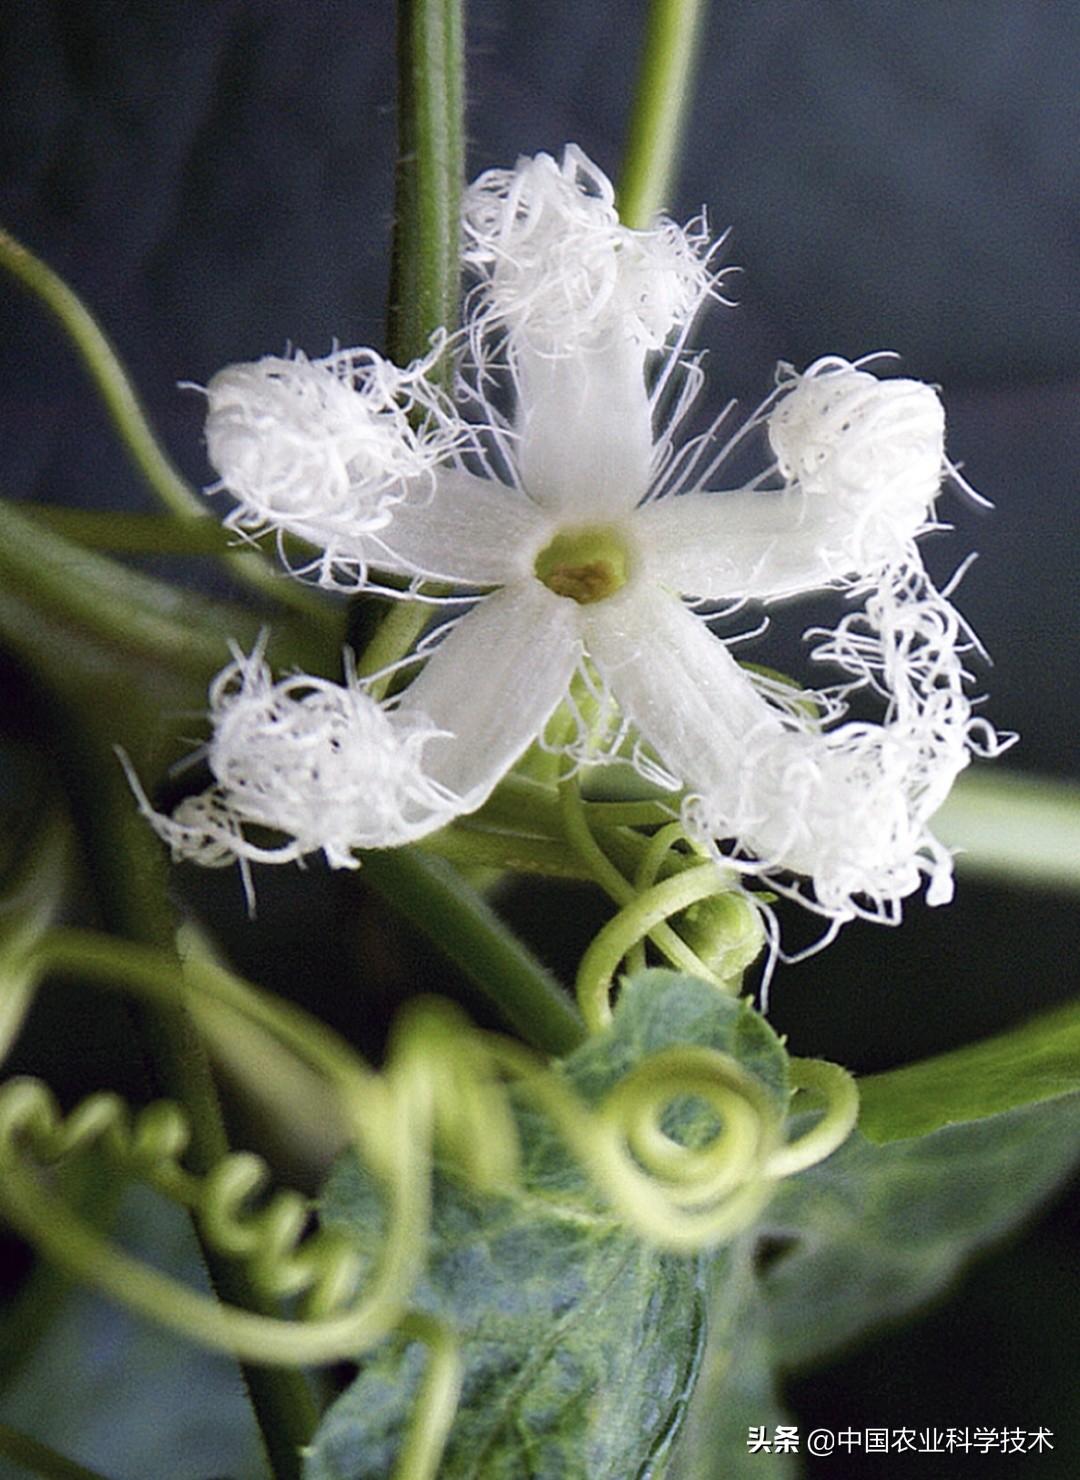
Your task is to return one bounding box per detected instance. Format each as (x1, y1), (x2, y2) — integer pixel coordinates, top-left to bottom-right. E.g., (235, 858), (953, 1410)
(582, 583), (785, 788)
(635, 486), (858, 601)
(396, 581), (581, 807)
(514, 341), (654, 518)
(767, 359), (946, 569)
(163, 145), (997, 937)
(369, 468), (551, 586)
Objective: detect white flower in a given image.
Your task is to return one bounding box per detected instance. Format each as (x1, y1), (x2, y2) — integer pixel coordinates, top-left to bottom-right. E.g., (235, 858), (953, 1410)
(155, 146), (1006, 926)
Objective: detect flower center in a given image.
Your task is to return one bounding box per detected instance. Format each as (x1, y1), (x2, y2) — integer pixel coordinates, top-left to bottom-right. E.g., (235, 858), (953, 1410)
(533, 524), (630, 605)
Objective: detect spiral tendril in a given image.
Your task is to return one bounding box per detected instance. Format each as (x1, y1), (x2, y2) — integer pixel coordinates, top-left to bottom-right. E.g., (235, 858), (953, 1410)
(0, 926), (856, 1478)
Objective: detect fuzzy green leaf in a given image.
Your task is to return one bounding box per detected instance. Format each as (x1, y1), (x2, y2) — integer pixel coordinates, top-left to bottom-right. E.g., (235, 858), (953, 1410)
(753, 1094), (1080, 1373)
(667, 1092), (1080, 1477)
(306, 973), (790, 1479)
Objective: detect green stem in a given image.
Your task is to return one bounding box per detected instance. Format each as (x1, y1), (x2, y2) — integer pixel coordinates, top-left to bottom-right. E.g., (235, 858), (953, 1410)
(0, 229), (328, 626)
(559, 778), (639, 907)
(26, 506), (235, 554)
(0, 498), (333, 713)
(0, 497), (247, 681)
(60, 733), (318, 1479)
(358, 0), (464, 685)
(617, 0), (708, 227)
(0, 229), (201, 523)
(0, 1424), (113, 1480)
(768, 1058), (860, 1179)
(356, 596), (438, 696)
(359, 850), (586, 1056)
(932, 770), (1080, 891)
(583, 798), (678, 828)
(576, 863), (729, 1033)
(387, 0), (465, 368)
(559, 775), (708, 975)
(390, 1315), (463, 1480)
(417, 824), (592, 879)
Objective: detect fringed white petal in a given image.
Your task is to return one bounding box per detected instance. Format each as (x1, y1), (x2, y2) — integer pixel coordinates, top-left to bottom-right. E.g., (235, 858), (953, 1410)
(204, 346), (462, 584)
(131, 648), (463, 873)
(582, 583), (787, 789)
(767, 358), (946, 572)
(584, 583), (970, 920)
(680, 550), (1002, 918)
(513, 340), (655, 517)
(395, 580), (582, 806)
(463, 145), (711, 360)
(684, 721), (963, 922)
(639, 359), (948, 601)
(368, 467), (552, 586)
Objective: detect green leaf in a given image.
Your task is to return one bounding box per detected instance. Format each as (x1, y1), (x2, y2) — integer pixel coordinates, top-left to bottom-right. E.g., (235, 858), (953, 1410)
(753, 1093), (1080, 1372)
(668, 1243), (798, 1480)
(667, 1090), (1080, 1477)
(307, 973), (790, 1479)
(857, 996), (1080, 1143)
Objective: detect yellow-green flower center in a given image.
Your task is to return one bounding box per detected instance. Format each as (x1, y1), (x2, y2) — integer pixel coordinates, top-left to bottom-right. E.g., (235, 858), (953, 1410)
(533, 525), (630, 605)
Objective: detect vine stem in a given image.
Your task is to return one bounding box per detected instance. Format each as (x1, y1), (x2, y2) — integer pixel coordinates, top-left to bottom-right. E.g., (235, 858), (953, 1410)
(387, 0), (464, 368)
(558, 776), (721, 989)
(357, 0), (464, 688)
(359, 850), (586, 1056)
(391, 1315), (464, 1480)
(617, 0), (708, 227)
(576, 864), (731, 1033)
(768, 1058), (860, 1179)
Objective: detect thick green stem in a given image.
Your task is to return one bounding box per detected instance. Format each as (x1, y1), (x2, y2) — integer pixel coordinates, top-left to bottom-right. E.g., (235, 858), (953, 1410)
(359, 850), (586, 1056)
(358, 0), (465, 685)
(617, 0), (708, 227)
(387, 0), (465, 368)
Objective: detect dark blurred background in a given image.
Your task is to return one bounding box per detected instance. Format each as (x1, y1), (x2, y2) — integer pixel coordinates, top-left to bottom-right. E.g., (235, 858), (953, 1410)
(1, 3), (1077, 1477)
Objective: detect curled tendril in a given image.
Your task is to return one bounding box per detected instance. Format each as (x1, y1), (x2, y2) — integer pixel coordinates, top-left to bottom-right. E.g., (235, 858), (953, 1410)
(557, 770), (765, 1011)
(0, 1079), (361, 1313)
(576, 862), (736, 1033)
(0, 926), (855, 1477)
(567, 806), (766, 1034)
